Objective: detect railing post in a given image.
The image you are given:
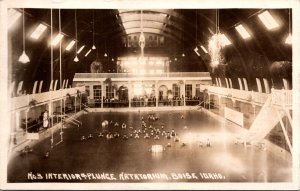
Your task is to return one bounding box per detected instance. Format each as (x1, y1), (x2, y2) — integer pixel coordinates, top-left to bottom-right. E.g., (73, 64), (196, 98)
(155, 80), (158, 107)
(183, 80), (186, 106)
(128, 81), (131, 108)
(281, 88), (285, 107)
(101, 81), (104, 108)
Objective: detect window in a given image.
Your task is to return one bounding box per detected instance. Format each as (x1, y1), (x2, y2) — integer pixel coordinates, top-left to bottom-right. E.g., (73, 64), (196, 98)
(77, 45), (85, 54)
(196, 84), (200, 97)
(258, 10), (279, 30)
(51, 33), (64, 46)
(185, 84), (192, 98)
(172, 84), (180, 98)
(8, 9), (22, 29)
(66, 40), (76, 51)
(93, 85), (102, 101)
(149, 35), (153, 40)
(106, 85), (114, 99)
(30, 24), (47, 40)
(235, 24), (251, 39)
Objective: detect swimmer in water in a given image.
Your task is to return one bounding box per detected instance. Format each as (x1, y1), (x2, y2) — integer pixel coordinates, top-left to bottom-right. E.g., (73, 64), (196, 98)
(88, 134), (93, 139)
(144, 133), (150, 139)
(44, 151), (50, 159)
(121, 123), (126, 130)
(81, 136), (86, 141)
(171, 129), (176, 137)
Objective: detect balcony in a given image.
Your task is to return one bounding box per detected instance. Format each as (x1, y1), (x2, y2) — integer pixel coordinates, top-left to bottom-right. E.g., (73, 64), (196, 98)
(203, 86), (292, 108)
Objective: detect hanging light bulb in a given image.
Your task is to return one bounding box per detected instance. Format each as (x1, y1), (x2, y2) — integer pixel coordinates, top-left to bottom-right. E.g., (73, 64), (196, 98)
(74, 55), (79, 62)
(18, 50), (30, 64)
(92, 10), (96, 50)
(182, 53), (185, 57)
(285, 9), (292, 45)
(111, 58), (114, 61)
(18, 8), (30, 64)
(74, 10), (79, 62)
(104, 53), (108, 57)
(285, 33), (292, 45)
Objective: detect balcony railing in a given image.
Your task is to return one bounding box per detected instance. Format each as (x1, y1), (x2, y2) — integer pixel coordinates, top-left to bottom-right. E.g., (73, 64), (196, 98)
(73, 72), (211, 80)
(271, 88), (292, 107)
(11, 86), (86, 111)
(204, 86), (292, 107)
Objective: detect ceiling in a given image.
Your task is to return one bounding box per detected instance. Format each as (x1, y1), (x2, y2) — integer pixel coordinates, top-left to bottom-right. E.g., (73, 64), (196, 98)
(8, 8), (292, 92)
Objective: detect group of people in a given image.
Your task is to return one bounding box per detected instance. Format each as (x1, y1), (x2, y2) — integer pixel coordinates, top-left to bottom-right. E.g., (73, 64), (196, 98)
(79, 113), (182, 144)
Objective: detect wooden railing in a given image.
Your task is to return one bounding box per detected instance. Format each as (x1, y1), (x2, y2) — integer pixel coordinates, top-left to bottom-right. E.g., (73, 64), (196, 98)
(10, 86), (86, 111)
(271, 88), (292, 107)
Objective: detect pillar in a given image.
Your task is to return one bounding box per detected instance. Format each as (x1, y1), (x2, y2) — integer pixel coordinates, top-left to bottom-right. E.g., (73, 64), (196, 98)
(101, 81), (104, 108)
(155, 80), (158, 107)
(183, 80), (186, 106)
(128, 81), (132, 108)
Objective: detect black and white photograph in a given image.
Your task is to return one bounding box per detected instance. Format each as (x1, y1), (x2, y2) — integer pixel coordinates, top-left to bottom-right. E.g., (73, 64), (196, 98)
(0, 0), (299, 190)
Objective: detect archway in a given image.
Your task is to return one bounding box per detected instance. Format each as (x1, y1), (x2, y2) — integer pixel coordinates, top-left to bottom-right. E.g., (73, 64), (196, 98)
(118, 85), (128, 101)
(158, 85), (168, 100)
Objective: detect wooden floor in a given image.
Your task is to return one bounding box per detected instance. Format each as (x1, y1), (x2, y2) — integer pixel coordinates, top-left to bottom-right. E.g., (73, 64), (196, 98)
(7, 110), (292, 182)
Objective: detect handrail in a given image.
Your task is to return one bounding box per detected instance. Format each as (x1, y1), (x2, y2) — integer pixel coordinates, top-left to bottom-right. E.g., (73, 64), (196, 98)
(74, 72), (211, 79)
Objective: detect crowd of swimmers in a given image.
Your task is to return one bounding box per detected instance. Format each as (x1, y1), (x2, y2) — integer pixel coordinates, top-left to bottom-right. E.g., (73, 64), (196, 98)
(78, 113), (183, 144)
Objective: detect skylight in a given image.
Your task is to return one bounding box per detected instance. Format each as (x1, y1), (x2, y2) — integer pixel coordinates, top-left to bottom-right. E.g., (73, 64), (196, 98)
(258, 11), (279, 30)
(66, 40), (76, 51)
(8, 9), (22, 29)
(235, 24), (251, 39)
(194, 47), (200, 56)
(30, 24), (47, 40)
(200, 45), (208, 53)
(77, 45), (85, 54)
(220, 34), (231, 46)
(51, 33), (64, 46)
(85, 49), (92, 57)
(117, 10), (169, 35)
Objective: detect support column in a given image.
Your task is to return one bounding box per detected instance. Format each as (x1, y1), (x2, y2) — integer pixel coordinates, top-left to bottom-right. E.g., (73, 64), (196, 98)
(74, 94), (77, 114)
(128, 81), (131, 108)
(275, 109), (292, 155)
(183, 80), (186, 106)
(155, 80), (158, 107)
(79, 92), (81, 111)
(101, 81), (104, 108)
(208, 93), (210, 110)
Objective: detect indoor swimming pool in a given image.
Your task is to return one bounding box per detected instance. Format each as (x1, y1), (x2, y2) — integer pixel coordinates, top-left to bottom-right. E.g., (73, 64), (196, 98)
(7, 110), (292, 183)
